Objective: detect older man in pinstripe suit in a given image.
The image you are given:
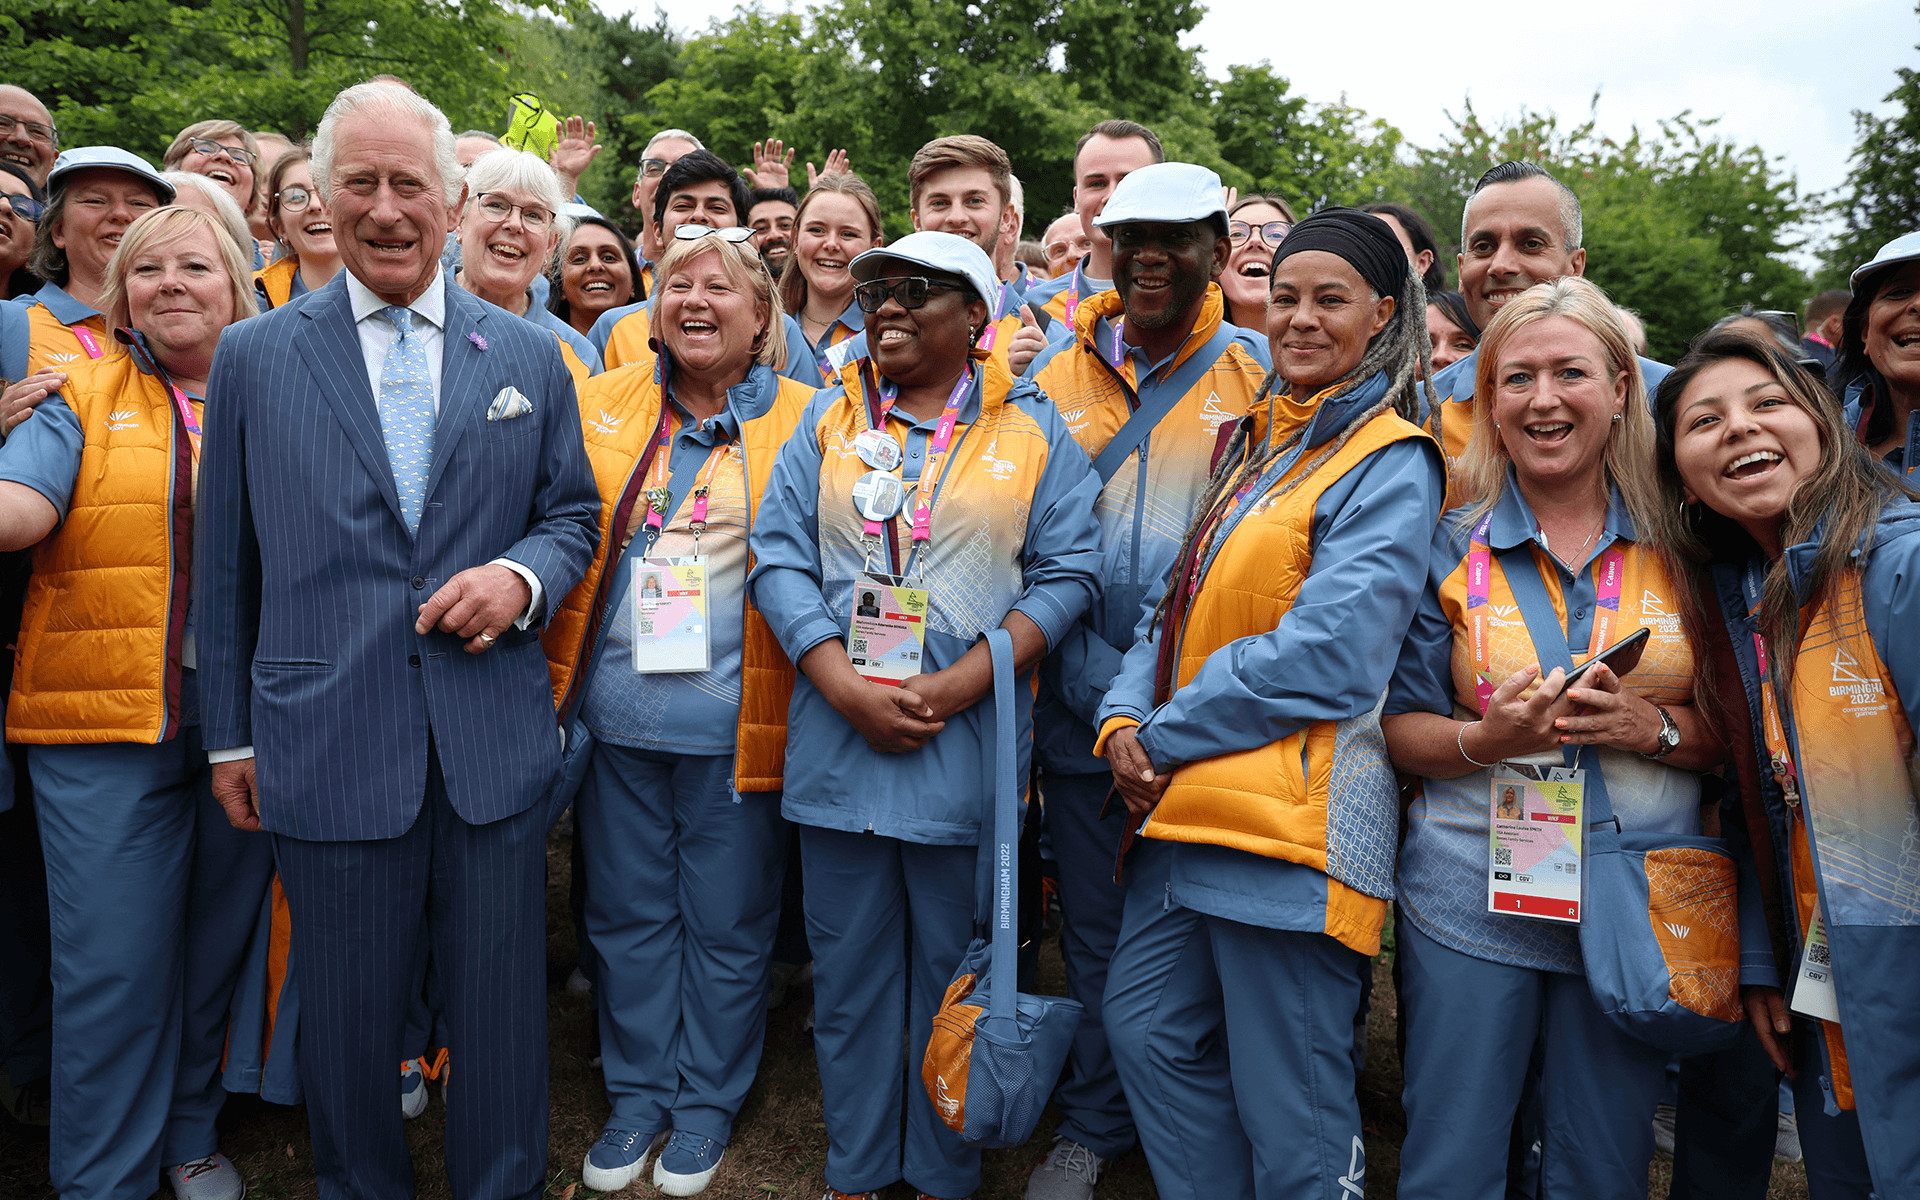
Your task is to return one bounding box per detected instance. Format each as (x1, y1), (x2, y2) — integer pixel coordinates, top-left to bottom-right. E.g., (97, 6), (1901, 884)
(197, 82), (600, 1200)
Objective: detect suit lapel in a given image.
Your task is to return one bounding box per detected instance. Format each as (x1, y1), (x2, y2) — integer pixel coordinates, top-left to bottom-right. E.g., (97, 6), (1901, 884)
(294, 278), (408, 529)
(423, 289), (492, 507)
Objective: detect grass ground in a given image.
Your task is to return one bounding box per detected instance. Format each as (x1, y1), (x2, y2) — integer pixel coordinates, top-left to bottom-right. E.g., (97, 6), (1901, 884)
(0, 825), (1813, 1199)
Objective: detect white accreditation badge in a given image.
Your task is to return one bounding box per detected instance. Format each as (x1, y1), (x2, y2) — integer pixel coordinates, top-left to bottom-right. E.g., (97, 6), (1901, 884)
(632, 555), (711, 673)
(1789, 910), (1842, 1023)
(854, 428), (904, 471)
(847, 573), (928, 686)
(1487, 765), (1586, 924)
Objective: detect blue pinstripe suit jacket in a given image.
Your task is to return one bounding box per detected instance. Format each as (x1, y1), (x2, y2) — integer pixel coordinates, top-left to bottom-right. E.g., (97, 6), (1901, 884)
(198, 273), (602, 841)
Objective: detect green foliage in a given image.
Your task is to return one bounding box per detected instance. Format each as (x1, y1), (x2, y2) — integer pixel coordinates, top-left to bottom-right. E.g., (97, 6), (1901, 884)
(1391, 98), (1808, 361)
(1209, 64), (1401, 212)
(1822, 4), (1920, 283)
(0, 0), (559, 163)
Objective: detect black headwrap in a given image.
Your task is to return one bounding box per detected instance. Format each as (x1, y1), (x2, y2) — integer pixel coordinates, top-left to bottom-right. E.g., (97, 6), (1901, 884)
(1269, 206), (1408, 300)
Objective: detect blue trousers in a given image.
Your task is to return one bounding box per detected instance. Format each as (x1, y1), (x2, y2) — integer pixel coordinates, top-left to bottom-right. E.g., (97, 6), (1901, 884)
(1394, 917), (1669, 1200)
(1669, 1022), (1779, 1200)
(1819, 923), (1920, 1200)
(579, 743), (785, 1143)
(1039, 770), (1135, 1160)
(1104, 841), (1368, 1200)
(34, 728), (273, 1200)
(273, 745), (549, 1200)
(799, 825), (979, 1197)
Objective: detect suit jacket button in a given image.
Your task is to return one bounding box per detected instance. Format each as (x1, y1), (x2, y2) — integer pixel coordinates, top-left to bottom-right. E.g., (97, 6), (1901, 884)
(408, 654), (421, 668)
(412, 576), (426, 589)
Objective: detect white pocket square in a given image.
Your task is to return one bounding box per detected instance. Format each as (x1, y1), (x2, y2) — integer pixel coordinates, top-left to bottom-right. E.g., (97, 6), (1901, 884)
(488, 387), (534, 421)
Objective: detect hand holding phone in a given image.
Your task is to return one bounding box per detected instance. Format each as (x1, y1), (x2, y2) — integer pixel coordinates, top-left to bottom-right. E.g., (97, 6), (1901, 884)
(1565, 626), (1651, 691)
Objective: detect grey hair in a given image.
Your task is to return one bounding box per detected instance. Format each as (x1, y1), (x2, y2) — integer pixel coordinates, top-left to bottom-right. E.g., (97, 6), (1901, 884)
(463, 148), (573, 247)
(160, 172), (256, 262)
(645, 128), (704, 155)
(1008, 173), (1025, 227)
(1151, 263), (1437, 638)
(312, 82), (463, 206)
(1461, 160), (1583, 252)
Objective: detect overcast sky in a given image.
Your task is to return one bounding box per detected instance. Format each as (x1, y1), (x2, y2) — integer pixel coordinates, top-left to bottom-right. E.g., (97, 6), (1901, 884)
(597, 0), (1915, 248)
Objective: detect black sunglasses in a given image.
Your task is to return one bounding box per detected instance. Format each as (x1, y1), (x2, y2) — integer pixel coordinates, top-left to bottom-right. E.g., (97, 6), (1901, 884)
(853, 276), (967, 313)
(1, 193), (43, 223)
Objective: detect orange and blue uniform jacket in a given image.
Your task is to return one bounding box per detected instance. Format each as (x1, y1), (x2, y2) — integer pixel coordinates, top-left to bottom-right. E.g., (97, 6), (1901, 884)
(747, 354), (1102, 844)
(1027, 284), (1268, 773)
(1094, 370), (1443, 955)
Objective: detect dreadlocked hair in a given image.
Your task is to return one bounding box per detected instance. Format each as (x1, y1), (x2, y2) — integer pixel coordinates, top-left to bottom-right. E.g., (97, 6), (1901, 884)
(1149, 266), (1437, 639)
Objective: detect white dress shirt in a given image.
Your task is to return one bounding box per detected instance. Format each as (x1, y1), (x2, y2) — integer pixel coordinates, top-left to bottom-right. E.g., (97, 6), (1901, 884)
(207, 272), (545, 766)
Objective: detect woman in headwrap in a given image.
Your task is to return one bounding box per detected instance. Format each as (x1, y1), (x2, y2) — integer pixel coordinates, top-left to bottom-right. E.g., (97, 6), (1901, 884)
(1096, 208), (1444, 1200)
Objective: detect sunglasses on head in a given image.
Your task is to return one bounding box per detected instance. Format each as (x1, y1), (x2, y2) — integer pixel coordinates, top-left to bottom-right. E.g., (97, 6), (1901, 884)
(852, 276), (968, 313)
(673, 223), (755, 243)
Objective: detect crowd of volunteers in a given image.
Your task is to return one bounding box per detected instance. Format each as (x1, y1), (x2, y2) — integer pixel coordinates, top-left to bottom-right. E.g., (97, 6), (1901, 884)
(0, 71), (1913, 1200)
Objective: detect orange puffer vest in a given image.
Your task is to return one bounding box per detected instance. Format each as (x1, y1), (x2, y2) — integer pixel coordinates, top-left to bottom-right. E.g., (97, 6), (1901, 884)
(541, 362), (814, 791)
(9, 348), (195, 744)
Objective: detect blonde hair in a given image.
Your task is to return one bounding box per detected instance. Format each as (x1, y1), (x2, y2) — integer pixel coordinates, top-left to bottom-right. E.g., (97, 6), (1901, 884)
(1456, 277), (1659, 539)
(99, 206), (260, 337)
(648, 233), (788, 371)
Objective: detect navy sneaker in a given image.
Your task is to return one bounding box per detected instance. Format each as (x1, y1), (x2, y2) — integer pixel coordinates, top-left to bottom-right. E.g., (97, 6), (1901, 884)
(582, 1127), (666, 1192)
(654, 1131), (726, 1196)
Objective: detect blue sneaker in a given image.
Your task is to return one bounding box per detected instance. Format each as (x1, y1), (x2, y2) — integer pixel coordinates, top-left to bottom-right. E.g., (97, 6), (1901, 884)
(166, 1153), (246, 1200)
(582, 1127), (665, 1193)
(654, 1131), (726, 1196)
(399, 1059), (428, 1120)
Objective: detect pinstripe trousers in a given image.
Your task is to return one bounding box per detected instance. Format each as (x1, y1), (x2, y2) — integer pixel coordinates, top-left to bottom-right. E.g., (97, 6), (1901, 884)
(274, 741), (549, 1200)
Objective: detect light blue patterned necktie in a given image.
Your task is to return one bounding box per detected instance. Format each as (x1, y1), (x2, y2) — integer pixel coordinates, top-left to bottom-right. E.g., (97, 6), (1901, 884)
(375, 304), (435, 533)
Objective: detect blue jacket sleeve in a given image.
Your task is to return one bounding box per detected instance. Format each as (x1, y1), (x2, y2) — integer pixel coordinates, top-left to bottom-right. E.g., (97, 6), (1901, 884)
(747, 390), (841, 662)
(497, 343), (602, 625)
(1864, 523), (1920, 738)
(0, 393), (83, 520)
(1115, 437), (1443, 770)
(587, 304), (637, 359)
(1007, 382), (1102, 649)
(1723, 788), (1782, 988)
(1042, 621), (1129, 726)
(1384, 514), (1473, 717)
(198, 333), (264, 751)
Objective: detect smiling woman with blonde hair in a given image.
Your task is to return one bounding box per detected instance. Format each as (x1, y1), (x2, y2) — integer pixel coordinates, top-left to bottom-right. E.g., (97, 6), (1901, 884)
(1384, 276), (1723, 1200)
(0, 202), (268, 1200)
(545, 223), (812, 1198)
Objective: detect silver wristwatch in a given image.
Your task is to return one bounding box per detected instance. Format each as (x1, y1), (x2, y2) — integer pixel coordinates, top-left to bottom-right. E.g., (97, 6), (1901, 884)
(1647, 706), (1680, 759)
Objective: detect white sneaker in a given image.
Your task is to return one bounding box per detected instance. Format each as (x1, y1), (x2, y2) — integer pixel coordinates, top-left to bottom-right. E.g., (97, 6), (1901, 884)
(1025, 1136), (1105, 1200)
(582, 1128), (667, 1193)
(400, 1059), (429, 1120)
(166, 1153), (246, 1200)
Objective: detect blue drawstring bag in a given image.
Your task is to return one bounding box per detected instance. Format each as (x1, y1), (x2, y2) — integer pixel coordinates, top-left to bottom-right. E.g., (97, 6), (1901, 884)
(921, 627), (1083, 1147)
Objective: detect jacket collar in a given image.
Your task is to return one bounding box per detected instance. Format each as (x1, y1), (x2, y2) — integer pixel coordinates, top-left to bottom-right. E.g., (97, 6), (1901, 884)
(653, 351), (782, 437)
(1078, 285), (1228, 378)
(1482, 467), (1636, 560)
(31, 281), (99, 325)
(1247, 369), (1395, 456)
(1781, 497), (1920, 602)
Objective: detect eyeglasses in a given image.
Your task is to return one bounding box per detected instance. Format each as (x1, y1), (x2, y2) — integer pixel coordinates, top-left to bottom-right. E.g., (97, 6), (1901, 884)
(475, 192), (553, 230)
(673, 223), (754, 243)
(1229, 220), (1291, 248)
(276, 185), (314, 213)
(853, 276), (967, 313)
(187, 137), (257, 168)
(0, 193), (43, 223)
(639, 158), (673, 178)
(0, 114), (56, 146)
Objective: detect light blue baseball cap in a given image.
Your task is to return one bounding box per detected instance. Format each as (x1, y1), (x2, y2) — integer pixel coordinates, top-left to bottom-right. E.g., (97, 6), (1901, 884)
(850, 231), (999, 307)
(1852, 230), (1920, 291)
(1091, 161), (1227, 234)
(47, 146), (175, 204)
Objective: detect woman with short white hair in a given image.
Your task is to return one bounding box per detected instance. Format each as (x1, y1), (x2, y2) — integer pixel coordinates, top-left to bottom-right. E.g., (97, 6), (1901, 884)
(454, 148), (600, 383)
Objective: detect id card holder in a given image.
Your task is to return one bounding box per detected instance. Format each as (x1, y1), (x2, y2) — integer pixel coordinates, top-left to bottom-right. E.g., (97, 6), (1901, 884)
(847, 572), (928, 685)
(632, 556), (710, 673)
(1789, 910), (1842, 1023)
(1487, 765), (1585, 924)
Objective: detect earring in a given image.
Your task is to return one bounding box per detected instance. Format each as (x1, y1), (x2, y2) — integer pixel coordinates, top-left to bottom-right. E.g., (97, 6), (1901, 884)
(1612, 413), (1623, 423)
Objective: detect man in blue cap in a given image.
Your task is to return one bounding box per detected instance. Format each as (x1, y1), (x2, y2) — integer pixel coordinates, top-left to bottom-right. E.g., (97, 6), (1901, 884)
(1023, 162), (1270, 1200)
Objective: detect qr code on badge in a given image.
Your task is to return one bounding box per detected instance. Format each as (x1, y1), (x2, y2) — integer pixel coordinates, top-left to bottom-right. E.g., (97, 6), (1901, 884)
(1807, 940), (1831, 967)
(1494, 846), (1513, 867)
(638, 618), (654, 636)
(850, 637), (869, 655)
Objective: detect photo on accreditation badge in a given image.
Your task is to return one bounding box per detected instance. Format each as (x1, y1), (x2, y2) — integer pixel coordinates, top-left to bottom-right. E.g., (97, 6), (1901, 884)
(1486, 766), (1585, 924)
(846, 576), (928, 685)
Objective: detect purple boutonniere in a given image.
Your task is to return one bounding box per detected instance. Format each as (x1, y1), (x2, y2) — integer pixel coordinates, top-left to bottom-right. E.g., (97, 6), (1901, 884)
(468, 332), (489, 352)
